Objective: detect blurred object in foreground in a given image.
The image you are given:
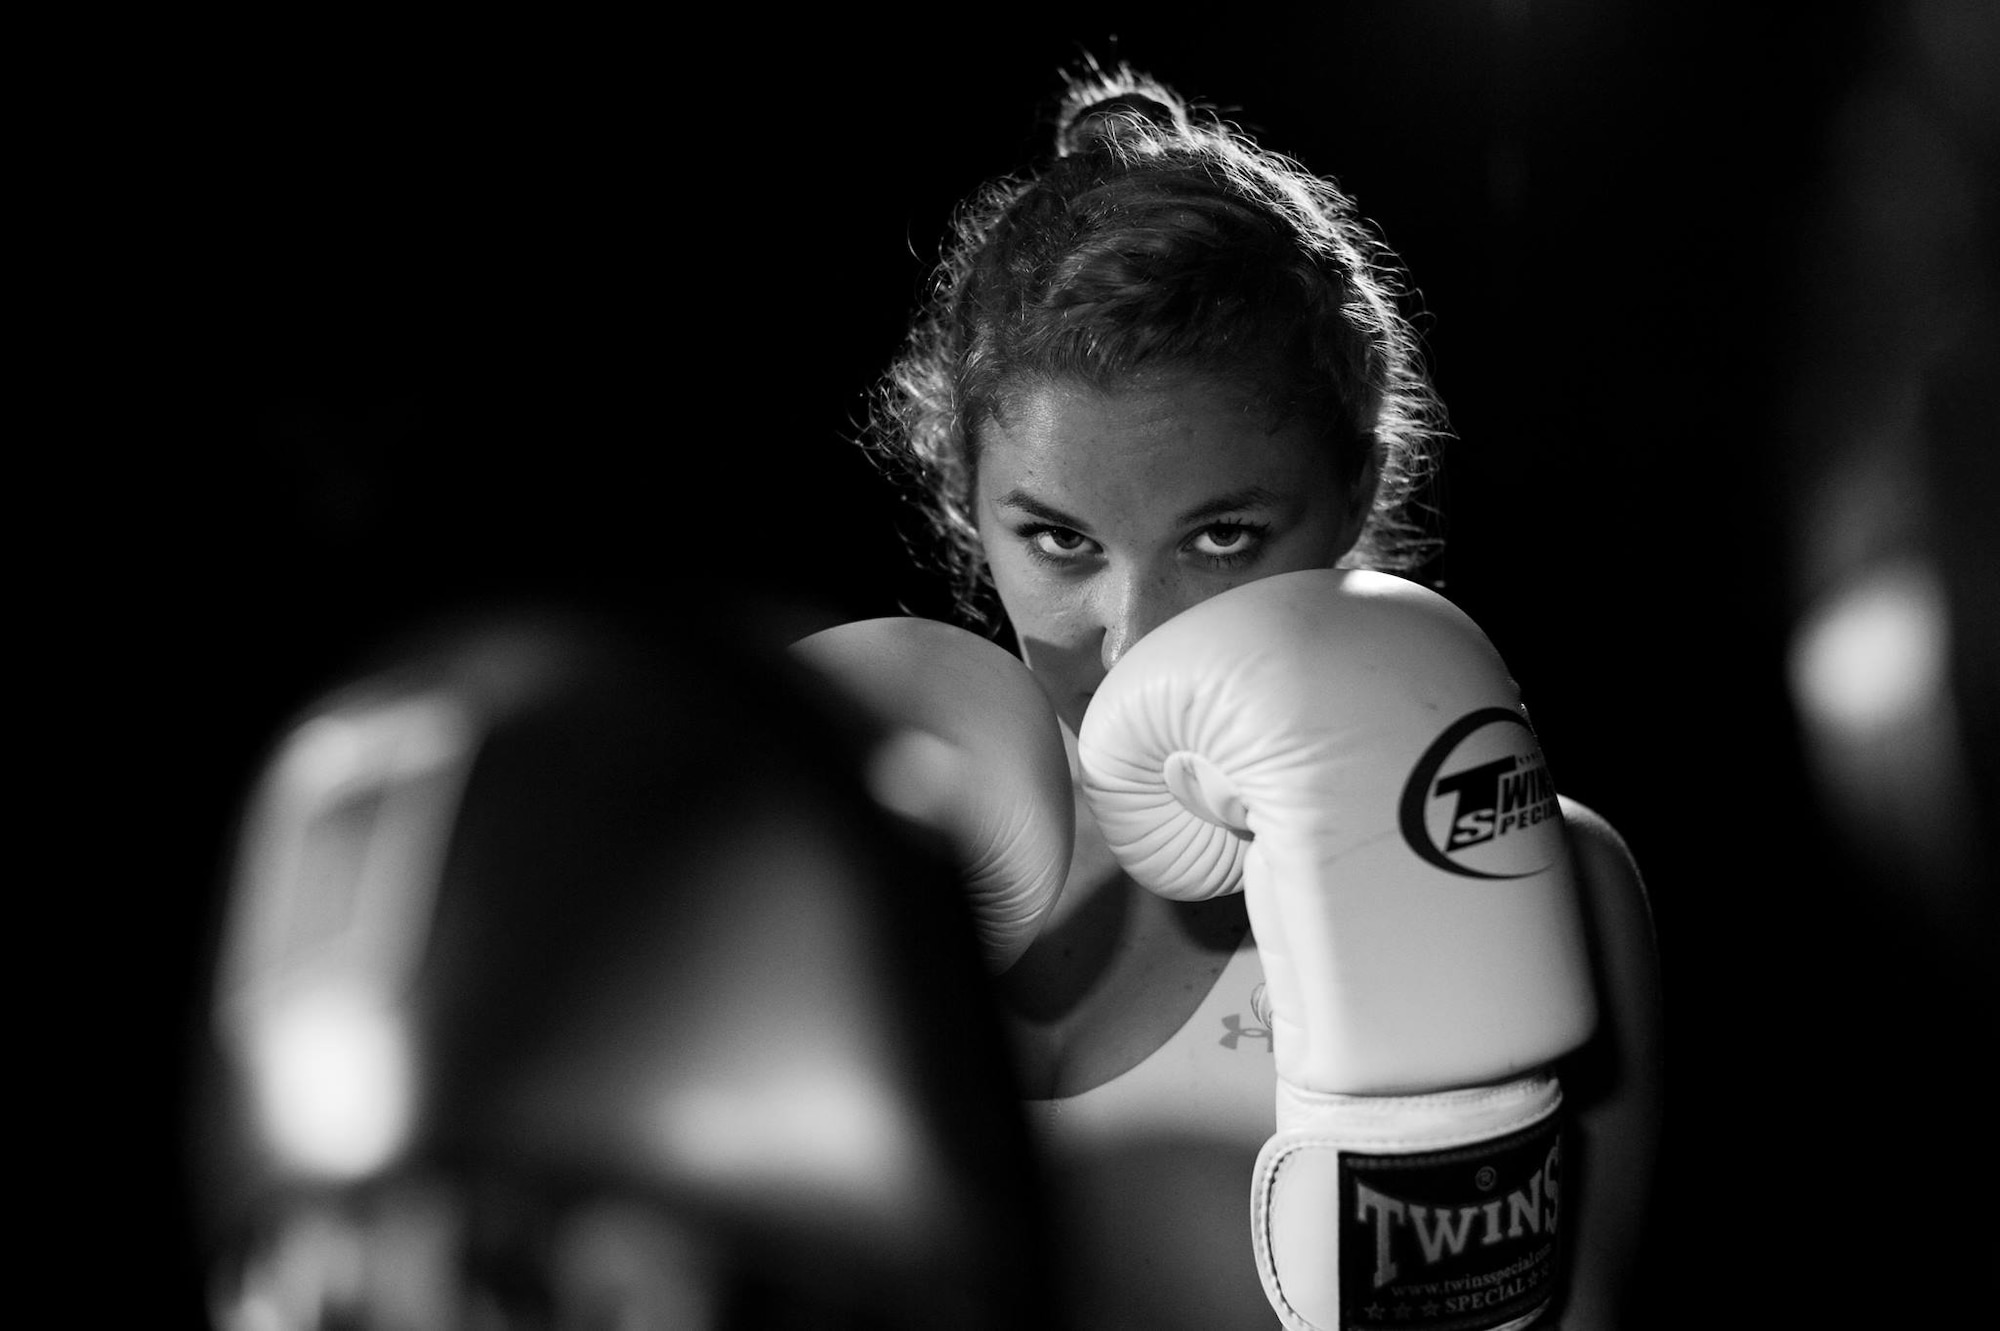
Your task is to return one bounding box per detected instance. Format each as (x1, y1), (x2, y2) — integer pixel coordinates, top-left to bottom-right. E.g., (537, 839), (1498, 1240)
(190, 603), (1053, 1330)
(1768, 0), (1996, 1320)
(1788, 555), (1982, 936)
(1780, 0), (1998, 983)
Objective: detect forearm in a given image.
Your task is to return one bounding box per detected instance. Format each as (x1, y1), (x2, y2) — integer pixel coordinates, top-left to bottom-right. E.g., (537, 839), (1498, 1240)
(1551, 799), (1666, 1329)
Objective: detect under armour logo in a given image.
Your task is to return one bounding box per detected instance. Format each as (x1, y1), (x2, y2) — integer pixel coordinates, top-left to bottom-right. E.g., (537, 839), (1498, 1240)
(1220, 983), (1273, 1051)
(1219, 1013), (1271, 1050)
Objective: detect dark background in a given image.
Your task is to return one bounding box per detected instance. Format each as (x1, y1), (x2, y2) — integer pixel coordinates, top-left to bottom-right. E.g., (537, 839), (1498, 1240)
(85, 1), (1992, 1324)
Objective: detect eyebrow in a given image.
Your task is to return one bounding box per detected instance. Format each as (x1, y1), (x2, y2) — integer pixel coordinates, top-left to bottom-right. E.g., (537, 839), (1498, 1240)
(993, 490), (1089, 529)
(1173, 487), (1286, 526)
(992, 486), (1286, 530)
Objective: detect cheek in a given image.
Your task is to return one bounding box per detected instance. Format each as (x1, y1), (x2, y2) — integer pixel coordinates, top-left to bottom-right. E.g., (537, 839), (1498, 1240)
(1274, 490), (1362, 573)
(978, 550), (1100, 685)
(973, 513), (1053, 631)
(984, 551), (1072, 641)
(1286, 518), (1354, 574)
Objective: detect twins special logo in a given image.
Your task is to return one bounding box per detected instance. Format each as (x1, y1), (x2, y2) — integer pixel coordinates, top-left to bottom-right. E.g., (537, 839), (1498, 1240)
(1398, 707), (1562, 880)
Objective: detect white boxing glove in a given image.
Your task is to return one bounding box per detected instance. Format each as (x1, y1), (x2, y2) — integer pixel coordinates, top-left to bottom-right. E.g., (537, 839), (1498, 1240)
(1078, 570), (1598, 1331)
(792, 617), (1073, 972)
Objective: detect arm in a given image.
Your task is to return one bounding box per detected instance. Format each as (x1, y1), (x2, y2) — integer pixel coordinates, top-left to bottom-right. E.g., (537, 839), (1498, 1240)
(1079, 570), (1604, 1331)
(1553, 797), (1665, 1330)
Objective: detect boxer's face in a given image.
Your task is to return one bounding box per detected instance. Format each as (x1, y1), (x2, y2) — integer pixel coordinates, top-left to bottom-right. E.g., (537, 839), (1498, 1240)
(974, 373), (1364, 736)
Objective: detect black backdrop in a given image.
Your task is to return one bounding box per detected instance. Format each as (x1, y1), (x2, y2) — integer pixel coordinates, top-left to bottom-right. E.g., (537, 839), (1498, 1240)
(103, 2), (1993, 1324)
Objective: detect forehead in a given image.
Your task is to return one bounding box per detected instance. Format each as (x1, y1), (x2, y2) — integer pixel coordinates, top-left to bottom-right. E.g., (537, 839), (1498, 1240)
(975, 375), (1334, 514)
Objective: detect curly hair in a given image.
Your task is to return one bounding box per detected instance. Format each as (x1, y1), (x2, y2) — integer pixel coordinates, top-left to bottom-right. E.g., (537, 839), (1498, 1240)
(867, 62), (1446, 628)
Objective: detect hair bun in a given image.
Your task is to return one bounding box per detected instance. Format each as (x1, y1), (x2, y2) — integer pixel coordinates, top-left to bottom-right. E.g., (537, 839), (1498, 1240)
(1055, 65), (1191, 157)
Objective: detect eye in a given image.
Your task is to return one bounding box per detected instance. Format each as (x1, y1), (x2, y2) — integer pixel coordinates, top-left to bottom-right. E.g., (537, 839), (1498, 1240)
(1188, 522), (1268, 565)
(1022, 524), (1099, 565)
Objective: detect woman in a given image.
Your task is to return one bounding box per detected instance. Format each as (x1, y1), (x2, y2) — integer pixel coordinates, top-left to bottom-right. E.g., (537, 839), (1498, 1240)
(862, 63), (1662, 1329)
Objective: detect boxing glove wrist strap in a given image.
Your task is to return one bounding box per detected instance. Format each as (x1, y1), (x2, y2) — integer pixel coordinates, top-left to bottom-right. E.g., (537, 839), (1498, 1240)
(1253, 1074), (1566, 1331)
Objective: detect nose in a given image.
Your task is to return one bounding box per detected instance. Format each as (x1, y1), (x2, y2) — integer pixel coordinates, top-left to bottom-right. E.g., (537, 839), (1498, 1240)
(1098, 569), (1195, 674)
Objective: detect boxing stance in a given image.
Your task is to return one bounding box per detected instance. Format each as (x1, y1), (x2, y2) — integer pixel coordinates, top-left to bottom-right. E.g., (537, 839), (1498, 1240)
(813, 58), (1662, 1328)
(794, 572), (1659, 1329)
